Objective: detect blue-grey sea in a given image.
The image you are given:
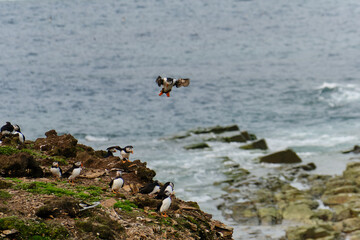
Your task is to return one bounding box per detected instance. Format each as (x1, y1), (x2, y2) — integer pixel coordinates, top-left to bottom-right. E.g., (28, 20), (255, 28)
(1, 0), (360, 238)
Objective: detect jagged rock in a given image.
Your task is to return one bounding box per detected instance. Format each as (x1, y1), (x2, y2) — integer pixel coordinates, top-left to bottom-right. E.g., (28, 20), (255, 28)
(343, 145), (360, 154)
(321, 193), (360, 206)
(221, 134), (247, 143)
(286, 224), (339, 240)
(240, 139), (268, 150)
(257, 207), (282, 225)
(259, 149), (302, 164)
(191, 125), (240, 134)
(34, 130), (78, 158)
(0, 152), (43, 177)
(341, 217), (360, 233)
(282, 203), (314, 222)
(184, 142), (211, 150)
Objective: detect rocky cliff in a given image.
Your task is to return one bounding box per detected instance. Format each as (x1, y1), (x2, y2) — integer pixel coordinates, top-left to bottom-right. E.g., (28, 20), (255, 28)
(0, 130), (233, 240)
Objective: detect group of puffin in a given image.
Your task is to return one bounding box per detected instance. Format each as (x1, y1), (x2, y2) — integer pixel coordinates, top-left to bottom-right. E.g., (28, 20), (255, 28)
(0, 121), (26, 143)
(4, 76), (189, 217)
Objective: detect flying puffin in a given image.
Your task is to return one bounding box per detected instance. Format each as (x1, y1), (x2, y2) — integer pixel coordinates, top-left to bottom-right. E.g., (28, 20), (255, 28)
(13, 124), (25, 143)
(156, 76), (190, 97)
(109, 170), (124, 193)
(1, 122), (14, 135)
(104, 146), (121, 158)
(139, 180), (160, 195)
(50, 162), (62, 179)
(155, 182), (174, 199)
(156, 190), (173, 217)
(119, 146), (134, 162)
(63, 162), (83, 184)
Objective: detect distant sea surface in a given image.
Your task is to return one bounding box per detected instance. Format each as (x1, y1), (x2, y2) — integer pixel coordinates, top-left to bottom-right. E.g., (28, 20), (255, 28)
(1, 0), (360, 238)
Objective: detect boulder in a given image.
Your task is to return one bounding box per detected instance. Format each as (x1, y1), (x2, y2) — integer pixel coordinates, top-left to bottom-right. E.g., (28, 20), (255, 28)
(240, 139), (268, 150)
(282, 203), (314, 222)
(0, 152), (43, 177)
(184, 142), (210, 150)
(191, 125), (239, 134)
(286, 224), (339, 240)
(343, 145), (360, 154)
(221, 134), (247, 143)
(259, 149), (302, 164)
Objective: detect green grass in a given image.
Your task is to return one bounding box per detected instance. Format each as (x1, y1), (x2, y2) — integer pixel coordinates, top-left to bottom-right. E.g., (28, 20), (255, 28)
(0, 216), (69, 239)
(0, 190), (12, 199)
(14, 182), (103, 201)
(0, 146), (19, 155)
(114, 200), (138, 212)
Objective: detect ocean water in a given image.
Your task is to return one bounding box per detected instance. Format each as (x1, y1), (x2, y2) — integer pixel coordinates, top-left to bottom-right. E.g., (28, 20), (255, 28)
(1, 0), (360, 238)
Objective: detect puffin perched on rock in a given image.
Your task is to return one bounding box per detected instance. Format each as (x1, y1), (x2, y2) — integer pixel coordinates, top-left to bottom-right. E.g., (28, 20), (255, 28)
(139, 180), (160, 195)
(63, 162), (83, 184)
(1, 122), (14, 135)
(119, 146), (134, 162)
(13, 124), (25, 143)
(157, 190), (174, 217)
(155, 182), (174, 199)
(109, 171), (124, 193)
(50, 162), (62, 179)
(156, 76), (190, 97)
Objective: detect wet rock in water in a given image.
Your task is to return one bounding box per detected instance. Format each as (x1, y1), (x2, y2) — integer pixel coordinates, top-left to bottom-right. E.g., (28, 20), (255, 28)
(282, 203), (314, 222)
(257, 207), (282, 225)
(184, 142), (211, 150)
(191, 124), (240, 134)
(286, 224), (339, 240)
(342, 145), (360, 154)
(240, 139), (268, 150)
(221, 134), (247, 143)
(259, 149), (302, 164)
(0, 152), (43, 177)
(34, 130), (78, 158)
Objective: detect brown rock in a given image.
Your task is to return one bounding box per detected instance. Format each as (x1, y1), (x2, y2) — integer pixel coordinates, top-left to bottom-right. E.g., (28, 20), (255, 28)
(259, 149), (302, 164)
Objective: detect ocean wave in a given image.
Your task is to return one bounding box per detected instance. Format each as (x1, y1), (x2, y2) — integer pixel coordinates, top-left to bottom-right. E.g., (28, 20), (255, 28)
(84, 135), (109, 142)
(317, 82), (360, 107)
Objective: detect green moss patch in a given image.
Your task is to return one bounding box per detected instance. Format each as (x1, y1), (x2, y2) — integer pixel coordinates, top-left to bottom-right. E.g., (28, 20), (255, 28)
(114, 200), (138, 212)
(0, 146), (19, 155)
(0, 190), (12, 199)
(0, 216), (69, 239)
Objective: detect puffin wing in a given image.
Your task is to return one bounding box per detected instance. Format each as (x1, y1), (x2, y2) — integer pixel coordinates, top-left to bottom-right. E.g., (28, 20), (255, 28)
(175, 78), (190, 88)
(155, 76), (164, 87)
(139, 182), (154, 194)
(62, 166), (74, 178)
(109, 179), (114, 188)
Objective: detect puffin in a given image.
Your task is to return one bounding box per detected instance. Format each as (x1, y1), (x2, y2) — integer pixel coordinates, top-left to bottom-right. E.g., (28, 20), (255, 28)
(13, 124), (25, 143)
(119, 146), (134, 162)
(156, 76), (190, 97)
(155, 182), (174, 199)
(50, 161), (62, 179)
(104, 146), (121, 158)
(1, 122), (14, 135)
(63, 162), (83, 184)
(139, 180), (160, 195)
(156, 190), (173, 217)
(109, 170), (124, 193)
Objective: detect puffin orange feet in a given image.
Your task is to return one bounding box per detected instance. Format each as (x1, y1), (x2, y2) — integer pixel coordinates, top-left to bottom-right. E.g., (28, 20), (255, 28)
(166, 93), (170, 97)
(161, 212), (168, 218)
(159, 92), (163, 96)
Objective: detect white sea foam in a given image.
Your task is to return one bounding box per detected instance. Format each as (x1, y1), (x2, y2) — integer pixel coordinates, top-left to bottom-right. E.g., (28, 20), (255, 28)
(317, 82), (360, 107)
(84, 135), (109, 142)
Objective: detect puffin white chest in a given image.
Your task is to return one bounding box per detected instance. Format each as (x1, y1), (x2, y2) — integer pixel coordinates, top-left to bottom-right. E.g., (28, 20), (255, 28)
(149, 185), (160, 195)
(160, 197), (172, 212)
(51, 167), (61, 178)
(112, 178), (124, 191)
(69, 167), (82, 180)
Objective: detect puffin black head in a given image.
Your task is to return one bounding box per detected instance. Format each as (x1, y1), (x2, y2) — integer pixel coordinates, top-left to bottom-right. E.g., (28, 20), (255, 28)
(124, 146), (134, 153)
(156, 76), (163, 87)
(52, 162), (59, 167)
(13, 124), (21, 132)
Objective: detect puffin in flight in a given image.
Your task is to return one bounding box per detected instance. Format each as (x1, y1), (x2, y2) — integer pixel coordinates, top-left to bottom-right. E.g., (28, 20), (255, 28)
(50, 162), (62, 179)
(109, 170), (124, 193)
(139, 180), (160, 195)
(156, 76), (190, 97)
(155, 182), (174, 199)
(63, 162), (83, 184)
(157, 190), (174, 217)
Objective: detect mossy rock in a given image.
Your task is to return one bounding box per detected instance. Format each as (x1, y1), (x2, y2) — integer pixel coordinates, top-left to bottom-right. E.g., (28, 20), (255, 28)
(286, 224), (339, 240)
(191, 125), (239, 134)
(184, 142), (211, 150)
(221, 134), (247, 143)
(240, 139), (268, 150)
(259, 149), (302, 164)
